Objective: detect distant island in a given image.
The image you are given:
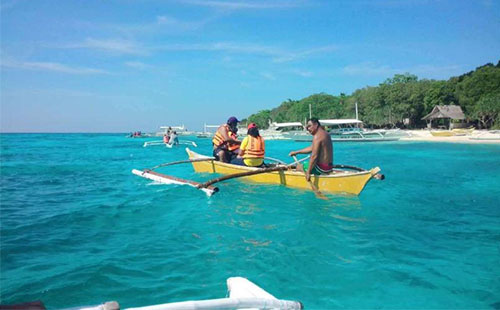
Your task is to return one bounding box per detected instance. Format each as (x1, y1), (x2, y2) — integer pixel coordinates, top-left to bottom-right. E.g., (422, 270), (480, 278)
(243, 61), (500, 130)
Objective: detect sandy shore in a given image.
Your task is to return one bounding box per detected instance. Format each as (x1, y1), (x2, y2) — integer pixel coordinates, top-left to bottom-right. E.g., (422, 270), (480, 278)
(399, 130), (500, 144)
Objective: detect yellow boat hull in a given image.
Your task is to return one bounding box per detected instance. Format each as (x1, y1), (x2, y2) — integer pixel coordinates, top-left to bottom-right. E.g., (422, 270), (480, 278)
(186, 149), (380, 195)
(430, 131), (455, 137)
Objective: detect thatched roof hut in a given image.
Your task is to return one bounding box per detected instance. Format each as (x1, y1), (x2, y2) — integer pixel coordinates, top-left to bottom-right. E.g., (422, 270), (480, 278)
(422, 105), (465, 121)
(422, 105), (466, 129)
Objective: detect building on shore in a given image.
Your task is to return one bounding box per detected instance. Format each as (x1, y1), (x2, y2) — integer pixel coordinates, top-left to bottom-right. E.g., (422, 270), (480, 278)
(422, 105), (466, 129)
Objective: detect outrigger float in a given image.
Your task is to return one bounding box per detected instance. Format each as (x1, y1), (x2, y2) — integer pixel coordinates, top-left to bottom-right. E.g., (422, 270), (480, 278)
(143, 140), (198, 148)
(4, 277), (302, 310)
(132, 148), (383, 197)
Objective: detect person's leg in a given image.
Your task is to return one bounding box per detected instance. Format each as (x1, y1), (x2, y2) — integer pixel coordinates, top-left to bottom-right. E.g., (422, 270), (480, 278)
(218, 150), (228, 162)
(296, 161), (307, 172)
(213, 148), (222, 161)
(230, 157), (245, 166)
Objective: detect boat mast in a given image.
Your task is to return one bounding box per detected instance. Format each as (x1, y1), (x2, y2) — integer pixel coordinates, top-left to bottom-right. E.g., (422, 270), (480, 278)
(309, 104), (312, 118)
(355, 102), (359, 120)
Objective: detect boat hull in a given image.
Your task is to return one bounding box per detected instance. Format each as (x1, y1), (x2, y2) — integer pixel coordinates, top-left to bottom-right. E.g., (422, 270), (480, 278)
(430, 131), (455, 137)
(186, 149), (380, 195)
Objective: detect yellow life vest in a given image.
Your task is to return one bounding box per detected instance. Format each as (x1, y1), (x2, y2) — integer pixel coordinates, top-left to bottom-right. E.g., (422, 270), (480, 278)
(243, 136), (265, 158)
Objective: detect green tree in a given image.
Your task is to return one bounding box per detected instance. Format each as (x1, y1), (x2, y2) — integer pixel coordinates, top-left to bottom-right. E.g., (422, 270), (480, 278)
(471, 93), (500, 129)
(247, 110), (272, 129)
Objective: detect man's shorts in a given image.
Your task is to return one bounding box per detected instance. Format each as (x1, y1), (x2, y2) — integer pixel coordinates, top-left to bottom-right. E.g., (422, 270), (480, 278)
(302, 161), (334, 175)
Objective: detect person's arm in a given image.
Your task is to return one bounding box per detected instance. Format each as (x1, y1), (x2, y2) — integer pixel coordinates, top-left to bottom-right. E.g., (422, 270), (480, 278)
(288, 145), (312, 157)
(218, 126), (230, 141)
(219, 126), (241, 145)
(238, 137), (248, 158)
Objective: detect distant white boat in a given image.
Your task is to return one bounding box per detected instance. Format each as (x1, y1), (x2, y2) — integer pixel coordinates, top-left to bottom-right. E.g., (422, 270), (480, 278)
(292, 119), (403, 142)
(260, 121), (305, 140)
(156, 125), (197, 136)
(469, 130), (500, 141)
(196, 124), (219, 138)
(143, 140), (197, 148)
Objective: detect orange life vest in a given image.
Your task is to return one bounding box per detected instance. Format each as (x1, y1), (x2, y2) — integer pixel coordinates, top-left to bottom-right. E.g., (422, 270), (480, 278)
(212, 124), (230, 147)
(227, 131), (239, 151)
(213, 125), (239, 151)
(243, 136), (265, 158)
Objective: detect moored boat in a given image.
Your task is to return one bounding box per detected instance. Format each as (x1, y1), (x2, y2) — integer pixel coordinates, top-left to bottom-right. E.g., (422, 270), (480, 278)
(259, 121), (305, 140)
(430, 130), (456, 137)
(292, 119), (402, 142)
(186, 148), (381, 195)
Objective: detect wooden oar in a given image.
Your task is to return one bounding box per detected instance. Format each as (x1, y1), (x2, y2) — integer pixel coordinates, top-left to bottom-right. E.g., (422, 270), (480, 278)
(149, 157), (215, 171)
(292, 155), (327, 199)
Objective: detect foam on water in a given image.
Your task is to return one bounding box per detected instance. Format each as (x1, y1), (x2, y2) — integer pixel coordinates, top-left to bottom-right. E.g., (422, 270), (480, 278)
(1, 134), (499, 309)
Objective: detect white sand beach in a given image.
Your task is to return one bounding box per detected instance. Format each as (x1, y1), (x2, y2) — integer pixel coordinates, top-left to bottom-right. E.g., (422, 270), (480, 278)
(400, 130), (500, 144)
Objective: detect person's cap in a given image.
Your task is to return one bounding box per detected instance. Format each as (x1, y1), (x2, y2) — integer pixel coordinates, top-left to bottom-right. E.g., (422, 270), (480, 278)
(247, 123), (257, 129)
(227, 116), (239, 124)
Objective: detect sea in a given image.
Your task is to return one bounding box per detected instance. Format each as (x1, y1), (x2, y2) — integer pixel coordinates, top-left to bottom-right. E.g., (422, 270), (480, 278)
(1, 133), (499, 309)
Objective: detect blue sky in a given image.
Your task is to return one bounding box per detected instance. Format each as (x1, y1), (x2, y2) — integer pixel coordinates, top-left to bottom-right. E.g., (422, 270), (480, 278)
(1, 0), (499, 132)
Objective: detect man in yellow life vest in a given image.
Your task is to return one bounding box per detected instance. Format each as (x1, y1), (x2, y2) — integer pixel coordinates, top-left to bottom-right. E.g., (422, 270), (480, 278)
(231, 123), (265, 167)
(212, 116), (242, 162)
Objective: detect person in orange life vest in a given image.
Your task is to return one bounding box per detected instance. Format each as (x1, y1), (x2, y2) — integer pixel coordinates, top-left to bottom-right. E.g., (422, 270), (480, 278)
(163, 134), (170, 144)
(212, 116), (242, 162)
(231, 123), (265, 167)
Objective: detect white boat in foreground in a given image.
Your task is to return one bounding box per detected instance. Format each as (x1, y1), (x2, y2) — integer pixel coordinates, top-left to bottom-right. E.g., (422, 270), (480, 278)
(28, 277), (300, 310)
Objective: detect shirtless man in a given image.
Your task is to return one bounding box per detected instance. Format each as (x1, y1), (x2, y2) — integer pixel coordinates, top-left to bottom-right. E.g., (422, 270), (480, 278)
(289, 118), (333, 181)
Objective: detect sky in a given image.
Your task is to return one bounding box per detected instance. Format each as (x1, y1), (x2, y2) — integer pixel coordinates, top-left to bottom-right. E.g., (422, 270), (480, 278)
(1, 0), (499, 133)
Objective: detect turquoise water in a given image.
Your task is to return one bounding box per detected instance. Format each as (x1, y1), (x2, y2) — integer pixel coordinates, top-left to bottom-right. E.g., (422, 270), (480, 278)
(1, 134), (499, 309)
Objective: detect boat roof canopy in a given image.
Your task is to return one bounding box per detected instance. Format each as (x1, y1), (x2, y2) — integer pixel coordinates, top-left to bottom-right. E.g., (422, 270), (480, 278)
(271, 122), (304, 128)
(160, 125), (185, 130)
(319, 119), (363, 125)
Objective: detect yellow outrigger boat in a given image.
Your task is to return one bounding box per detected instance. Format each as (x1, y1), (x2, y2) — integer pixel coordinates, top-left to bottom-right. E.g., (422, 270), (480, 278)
(430, 127), (474, 137)
(186, 148), (382, 196)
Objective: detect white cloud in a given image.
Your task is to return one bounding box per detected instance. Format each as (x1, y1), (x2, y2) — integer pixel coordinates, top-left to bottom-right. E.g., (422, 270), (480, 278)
(125, 61), (151, 70)
(179, 0), (304, 10)
(61, 38), (149, 55)
(292, 69), (314, 77)
(154, 42), (338, 63)
(260, 72), (276, 80)
(342, 62), (463, 78)
(342, 62), (397, 76)
(102, 14), (215, 36)
(1, 58), (108, 75)
(273, 45), (339, 63)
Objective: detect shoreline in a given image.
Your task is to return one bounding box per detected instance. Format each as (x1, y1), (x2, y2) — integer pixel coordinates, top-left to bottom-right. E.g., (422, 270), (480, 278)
(399, 130), (500, 144)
